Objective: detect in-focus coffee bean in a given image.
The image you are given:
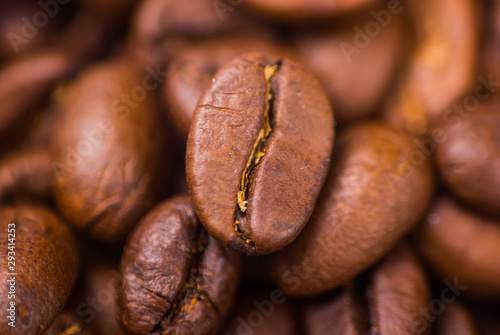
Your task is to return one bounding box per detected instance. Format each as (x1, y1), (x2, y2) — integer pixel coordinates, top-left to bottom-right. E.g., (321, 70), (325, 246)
(186, 52), (334, 256)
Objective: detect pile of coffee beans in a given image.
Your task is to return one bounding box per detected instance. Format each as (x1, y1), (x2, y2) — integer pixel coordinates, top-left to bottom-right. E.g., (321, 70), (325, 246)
(1, 0), (499, 334)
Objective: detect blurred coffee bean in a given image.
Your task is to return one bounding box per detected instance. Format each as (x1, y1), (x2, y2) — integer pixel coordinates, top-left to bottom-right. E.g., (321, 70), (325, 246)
(118, 195), (241, 335)
(435, 101), (500, 218)
(242, 0), (381, 21)
(186, 52), (334, 255)
(483, 0), (500, 82)
(130, 0), (266, 65)
(0, 147), (52, 203)
(414, 196), (500, 299)
(82, 261), (128, 335)
(267, 122), (434, 296)
(222, 286), (301, 335)
(383, 0), (479, 135)
(45, 310), (98, 335)
(0, 50), (76, 146)
(0, 205), (79, 334)
(51, 57), (169, 244)
(292, 9), (405, 125)
(0, 1), (73, 60)
(304, 244), (430, 335)
(164, 36), (290, 139)
(434, 302), (479, 335)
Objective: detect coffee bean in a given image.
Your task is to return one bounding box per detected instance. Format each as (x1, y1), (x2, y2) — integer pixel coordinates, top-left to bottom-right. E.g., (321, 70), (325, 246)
(0, 148), (51, 203)
(413, 196), (500, 299)
(434, 302), (479, 335)
(304, 244), (429, 335)
(164, 36), (289, 139)
(0, 205), (79, 334)
(45, 310), (98, 335)
(222, 286), (301, 335)
(435, 102), (500, 218)
(383, 0), (479, 135)
(0, 50), (75, 146)
(243, 0), (378, 20)
(51, 58), (169, 244)
(118, 195), (241, 335)
(267, 122), (434, 296)
(292, 9), (404, 125)
(186, 52), (334, 256)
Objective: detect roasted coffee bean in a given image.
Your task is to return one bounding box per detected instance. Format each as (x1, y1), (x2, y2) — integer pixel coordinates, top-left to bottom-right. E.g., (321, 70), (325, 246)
(435, 102), (500, 218)
(0, 205), (79, 334)
(118, 195), (241, 335)
(292, 9), (404, 125)
(267, 122), (434, 296)
(45, 310), (98, 335)
(81, 261), (128, 335)
(164, 36), (288, 139)
(51, 58), (168, 244)
(434, 302), (479, 335)
(0, 50), (75, 144)
(130, 0), (263, 65)
(303, 244), (430, 335)
(383, 0), (479, 135)
(0, 1), (68, 59)
(413, 196), (500, 299)
(0, 147), (52, 203)
(242, 0), (378, 20)
(482, 0), (500, 81)
(222, 286), (301, 335)
(186, 52), (335, 256)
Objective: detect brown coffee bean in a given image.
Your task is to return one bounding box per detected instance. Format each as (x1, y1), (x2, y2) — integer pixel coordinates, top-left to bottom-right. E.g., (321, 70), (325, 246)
(242, 0), (378, 20)
(51, 58), (168, 244)
(0, 50), (75, 144)
(45, 310), (98, 335)
(292, 9), (404, 125)
(81, 261), (128, 335)
(304, 244), (430, 335)
(413, 196), (500, 299)
(130, 0), (264, 65)
(186, 52), (335, 256)
(222, 287), (301, 335)
(118, 195), (241, 335)
(482, 1), (500, 82)
(267, 122), (434, 296)
(0, 1), (68, 59)
(164, 36), (289, 139)
(0, 205), (79, 334)
(435, 102), (500, 218)
(434, 302), (479, 335)
(383, 0), (479, 135)
(0, 147), (52, 203)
